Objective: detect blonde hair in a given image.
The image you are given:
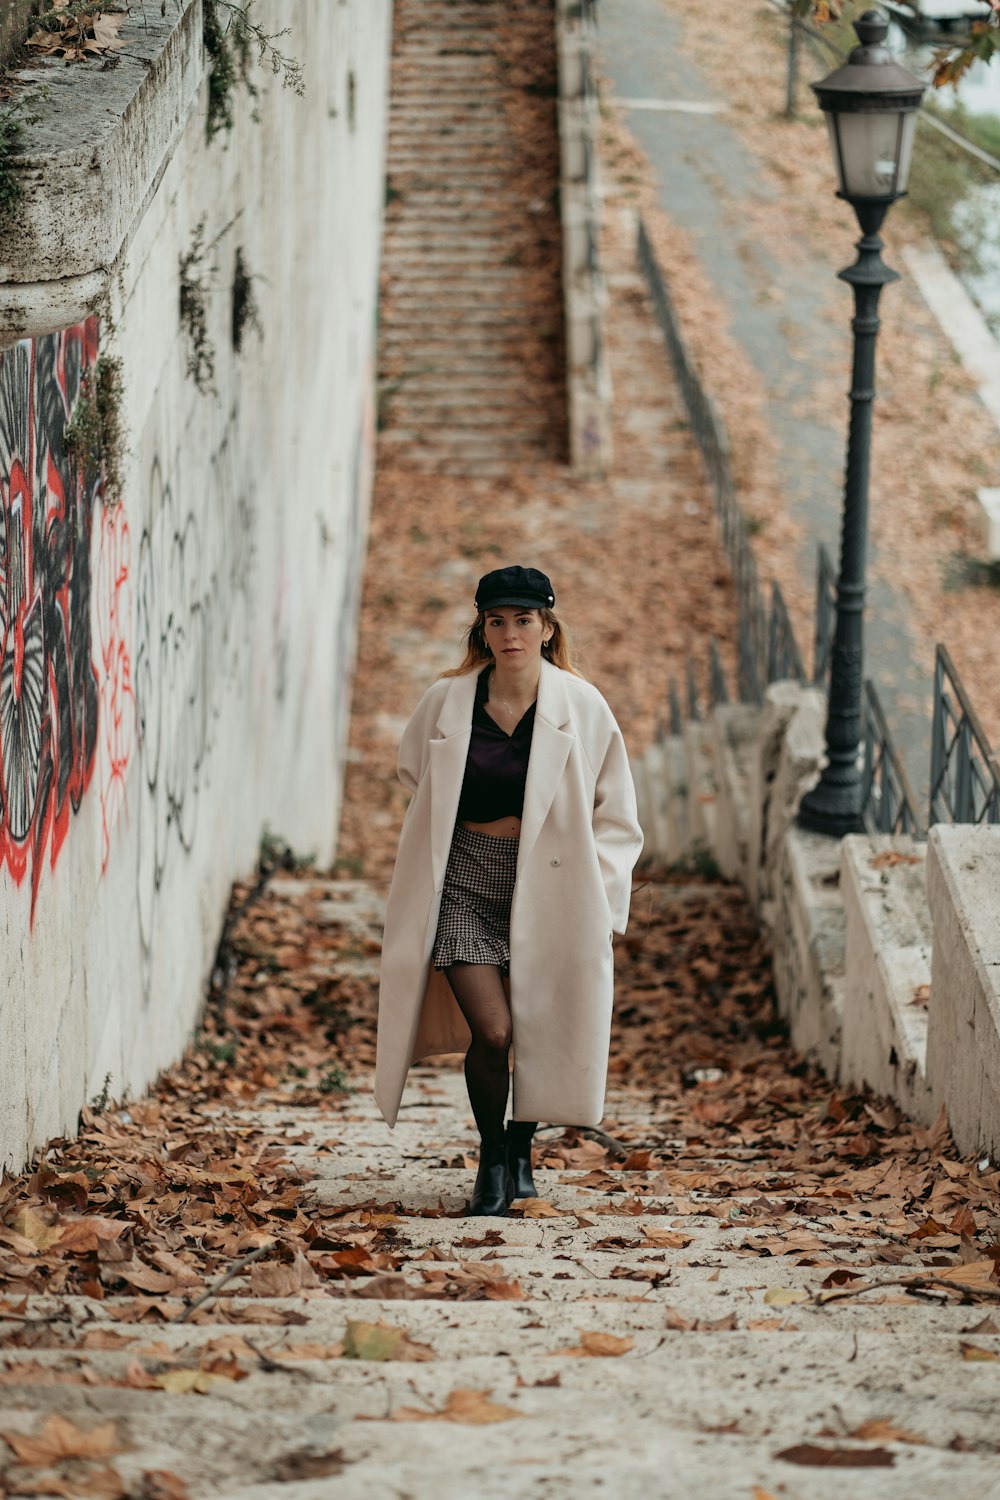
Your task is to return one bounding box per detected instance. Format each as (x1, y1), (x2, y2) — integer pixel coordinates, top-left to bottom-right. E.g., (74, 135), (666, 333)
(441, 607), (583, 678)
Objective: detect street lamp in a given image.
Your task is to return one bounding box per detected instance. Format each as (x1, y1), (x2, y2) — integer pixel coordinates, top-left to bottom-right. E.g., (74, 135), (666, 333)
(798, 8), (925, 837)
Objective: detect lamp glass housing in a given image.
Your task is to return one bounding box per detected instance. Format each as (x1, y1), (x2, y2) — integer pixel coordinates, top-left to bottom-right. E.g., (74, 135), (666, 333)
(825, 106), (917, 201)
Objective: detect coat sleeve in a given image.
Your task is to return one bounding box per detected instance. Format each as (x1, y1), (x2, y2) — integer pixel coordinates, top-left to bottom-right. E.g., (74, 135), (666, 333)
(592, 719), (644, 934)
(396, 682), (442, 794)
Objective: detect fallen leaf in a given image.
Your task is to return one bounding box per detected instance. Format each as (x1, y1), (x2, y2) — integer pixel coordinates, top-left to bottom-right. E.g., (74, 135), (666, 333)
(775, 1443), (895, 1467)
(11, 1208), (63, 1254)
(482, 1279), (525, 1300)
(849, 1418), (926, 1444)
(763, 1288), (809, 1308)
(641, 1227), (693, 1249)
(353, 1272), (425, 1300)
(559, 1330), (634, 1357)
(928, 1260), (999, 1291)
(270, 1451), (346, 1481)
(516, 1199), (563, 1218)
(1, 1413), (122, 1465)
(249, 1251), (321, 1296)
(390, 1388), (520, 1423)
(342, 1320), (434, 1361)
(137, 1474), (191, 1500)
(965, 1314), (1000, 1335)
(153, 1367), (241, 1395)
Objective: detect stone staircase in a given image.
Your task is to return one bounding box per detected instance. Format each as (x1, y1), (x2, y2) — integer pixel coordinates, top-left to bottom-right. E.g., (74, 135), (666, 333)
(378, 0), (567, 475)
(632, 696), (939, 1140)
(3, 876), (998, 1495)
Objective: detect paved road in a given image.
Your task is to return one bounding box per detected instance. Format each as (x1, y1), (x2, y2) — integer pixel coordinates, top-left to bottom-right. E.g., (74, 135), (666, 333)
(597, 0), (934, 790)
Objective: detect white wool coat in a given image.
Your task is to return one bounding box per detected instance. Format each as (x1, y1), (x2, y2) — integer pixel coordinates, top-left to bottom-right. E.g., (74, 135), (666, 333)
(374, 660), (643, 1128)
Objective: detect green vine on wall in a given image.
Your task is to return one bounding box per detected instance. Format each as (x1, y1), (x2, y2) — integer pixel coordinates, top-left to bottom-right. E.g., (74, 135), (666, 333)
(65, 355), (126, 507)
(203, 0), (303, 141)
(179, 216), (217, 394)
(231, 245), (262, 353)
(0, 88), (45, 224)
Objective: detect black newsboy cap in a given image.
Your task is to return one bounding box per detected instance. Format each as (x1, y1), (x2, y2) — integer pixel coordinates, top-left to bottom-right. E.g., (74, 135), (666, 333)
(475, 565), (555, 611)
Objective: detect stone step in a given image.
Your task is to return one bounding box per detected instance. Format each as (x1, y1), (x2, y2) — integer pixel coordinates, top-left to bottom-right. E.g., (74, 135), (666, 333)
(682, 720), (719, 862)
(384, 265), (526, 282)
(377, 432), (553, 454)
(384, 394), (555, 418)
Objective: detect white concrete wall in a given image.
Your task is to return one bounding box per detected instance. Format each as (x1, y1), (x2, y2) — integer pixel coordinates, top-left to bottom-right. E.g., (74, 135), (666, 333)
(0, 0), (392, 1169)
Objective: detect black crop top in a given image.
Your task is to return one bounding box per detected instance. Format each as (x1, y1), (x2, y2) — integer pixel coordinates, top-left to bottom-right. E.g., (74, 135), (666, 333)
(455, 668), (536, 822)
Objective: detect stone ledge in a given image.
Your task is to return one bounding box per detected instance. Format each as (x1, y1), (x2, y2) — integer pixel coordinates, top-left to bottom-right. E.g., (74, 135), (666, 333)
(926, 825), (1000, 1157)
(840, 833), (934, 1123)
(771, 824), (845, 1079)
(0, 0), (202, 341)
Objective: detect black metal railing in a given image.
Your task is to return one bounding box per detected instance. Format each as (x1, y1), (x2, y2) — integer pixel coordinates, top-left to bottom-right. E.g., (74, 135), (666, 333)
(930, 645), (1000, 827)
(862, 680), (923, 836)
(813, 542), (836, 692)
(709, 638), (729, 708)
(668, 679), (683, 738)
(768, 581), (807, 688)
(685, 657), (701, 722)
(639, 215), (999, 838)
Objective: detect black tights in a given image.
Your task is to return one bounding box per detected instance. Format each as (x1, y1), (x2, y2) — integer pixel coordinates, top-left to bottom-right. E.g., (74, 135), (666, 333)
(444, 963), (537, 1149)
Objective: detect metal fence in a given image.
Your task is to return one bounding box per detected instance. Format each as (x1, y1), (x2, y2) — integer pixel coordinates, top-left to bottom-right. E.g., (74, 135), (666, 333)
(638, 215), (998, 839)
(862, 680), (923, 836)
(812, 543), (836, 693)
(930, 645), (1000, 827)
(768, 582), (806, 689)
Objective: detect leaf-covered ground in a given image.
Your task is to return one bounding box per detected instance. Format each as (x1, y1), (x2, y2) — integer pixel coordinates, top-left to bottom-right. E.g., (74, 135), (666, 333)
(1, 875), (998, 1494)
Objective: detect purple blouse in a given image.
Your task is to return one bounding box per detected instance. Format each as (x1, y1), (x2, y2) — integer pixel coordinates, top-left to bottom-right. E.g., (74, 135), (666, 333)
(456, 668), (536, 822)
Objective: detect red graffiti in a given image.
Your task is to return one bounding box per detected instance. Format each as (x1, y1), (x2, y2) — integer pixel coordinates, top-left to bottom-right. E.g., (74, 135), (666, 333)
(95, 502), (134, 875)
(0, 317), (102, 915)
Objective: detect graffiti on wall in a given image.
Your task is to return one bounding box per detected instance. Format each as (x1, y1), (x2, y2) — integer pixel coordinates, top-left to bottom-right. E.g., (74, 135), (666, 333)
(95, 502), (134, 876)
(0, 318), (121, 914)
(134, 417), (256, 982)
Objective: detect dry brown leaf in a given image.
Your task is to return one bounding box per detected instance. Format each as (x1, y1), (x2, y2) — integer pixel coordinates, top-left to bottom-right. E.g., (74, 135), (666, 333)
(559, 1330), (634, 1357)
(153, 1366), (243, 1395)
(927, 1260), (999, 1290)
(1, 1413), (123, 1465)
(137, 1474), (191, 1500)
(775, 1443), (895, 1467)
(342, 1320), (435, 1361)
(390, 1388), (520, 1424)
(641, 1227), (693, 1249)
(516, 1199), (563, 1218)
(249, 1251), (322, 1297)
(849, 1418), (926, 1445)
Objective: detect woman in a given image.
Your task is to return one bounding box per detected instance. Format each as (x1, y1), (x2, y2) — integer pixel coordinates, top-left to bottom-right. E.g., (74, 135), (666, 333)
(375, 565), (643, 1216)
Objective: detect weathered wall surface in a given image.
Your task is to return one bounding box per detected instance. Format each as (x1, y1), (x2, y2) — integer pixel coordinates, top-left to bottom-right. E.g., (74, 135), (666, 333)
(0, 0), (392, 1169)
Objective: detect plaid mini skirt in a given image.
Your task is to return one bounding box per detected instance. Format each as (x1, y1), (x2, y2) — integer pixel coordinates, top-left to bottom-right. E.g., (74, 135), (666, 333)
(433, 824), (519, 973)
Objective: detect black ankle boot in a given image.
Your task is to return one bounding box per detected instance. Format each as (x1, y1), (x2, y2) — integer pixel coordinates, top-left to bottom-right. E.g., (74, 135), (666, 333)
(468, 1140), (513, 1216)
(506, 1122), (537, 1200)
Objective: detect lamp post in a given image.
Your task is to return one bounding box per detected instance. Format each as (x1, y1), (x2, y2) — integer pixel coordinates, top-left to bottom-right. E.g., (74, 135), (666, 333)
(798, 8), (925, 837)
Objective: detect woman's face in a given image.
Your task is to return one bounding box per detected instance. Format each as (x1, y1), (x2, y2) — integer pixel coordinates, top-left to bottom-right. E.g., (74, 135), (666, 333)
(483, 607), (552, 667)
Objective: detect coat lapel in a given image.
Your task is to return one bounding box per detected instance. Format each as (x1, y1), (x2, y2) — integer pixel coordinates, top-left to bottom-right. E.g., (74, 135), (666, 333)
(517, 661), (574, 877)
(428, 672), (478, 890)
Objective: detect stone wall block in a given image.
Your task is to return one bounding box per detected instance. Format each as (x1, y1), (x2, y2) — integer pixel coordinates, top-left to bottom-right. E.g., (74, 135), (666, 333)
(748, 683), (824, 921)
(839, 835), (935, 1122)
(926, 825), (1000, 1157)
